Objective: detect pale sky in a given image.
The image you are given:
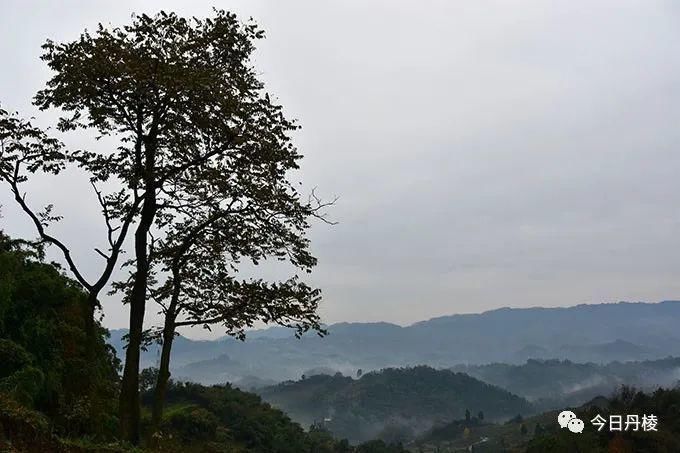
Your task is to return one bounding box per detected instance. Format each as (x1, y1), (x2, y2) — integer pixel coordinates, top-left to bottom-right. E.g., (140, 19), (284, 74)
(2, 1), (680, 338)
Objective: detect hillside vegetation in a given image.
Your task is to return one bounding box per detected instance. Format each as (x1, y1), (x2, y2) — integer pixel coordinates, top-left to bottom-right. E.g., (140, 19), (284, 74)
(258, 366), (532, 444)
(0, 233), (120, 442)
(416, 387), (680, 452)
(0, 232), (405, 452)
(528, 387), (680, 453)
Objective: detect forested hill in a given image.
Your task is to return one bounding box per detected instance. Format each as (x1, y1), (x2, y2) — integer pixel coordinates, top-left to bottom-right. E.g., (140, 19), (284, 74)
(257, 366), (532, 444)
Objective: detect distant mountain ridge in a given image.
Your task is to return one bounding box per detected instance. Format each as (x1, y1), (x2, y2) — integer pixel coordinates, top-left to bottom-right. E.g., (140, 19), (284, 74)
(109, 300), (680, 383)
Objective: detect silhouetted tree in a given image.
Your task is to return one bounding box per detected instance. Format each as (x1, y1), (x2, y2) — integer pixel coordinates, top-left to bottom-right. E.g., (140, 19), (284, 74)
(29, 9), (312, 443)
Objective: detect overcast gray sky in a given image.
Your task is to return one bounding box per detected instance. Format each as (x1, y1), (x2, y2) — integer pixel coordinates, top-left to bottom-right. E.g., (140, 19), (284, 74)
(2, 1), (680, 338)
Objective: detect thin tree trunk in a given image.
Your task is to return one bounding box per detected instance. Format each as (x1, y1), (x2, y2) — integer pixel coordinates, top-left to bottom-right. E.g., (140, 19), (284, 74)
(151, 313), (176, 430)
(151, 265), (183, 431)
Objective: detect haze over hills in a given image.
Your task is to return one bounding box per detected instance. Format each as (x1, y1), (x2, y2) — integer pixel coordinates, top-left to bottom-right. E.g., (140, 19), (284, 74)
(452, 357), (680, 411)
(109, 301), (680, 384)
(256, 358), (680, 446)
(256, 366), (533, 444)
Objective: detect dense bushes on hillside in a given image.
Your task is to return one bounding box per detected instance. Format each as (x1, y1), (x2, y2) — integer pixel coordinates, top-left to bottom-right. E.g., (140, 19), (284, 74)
(414, 386), (680, 452)
(140, 381), (406, 452)
(527, 386), (680, 453)
(0, 231), (406, 452)
(0, 232), (120, 441)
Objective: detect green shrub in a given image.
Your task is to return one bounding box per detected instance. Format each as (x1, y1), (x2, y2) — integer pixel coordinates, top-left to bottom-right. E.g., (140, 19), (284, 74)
(163, 405), (219, 442)
(0, 339), (33, 379)
(0, 366), (45, 406)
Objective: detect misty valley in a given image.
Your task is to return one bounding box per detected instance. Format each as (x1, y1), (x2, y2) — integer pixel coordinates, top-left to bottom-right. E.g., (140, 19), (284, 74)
(110, 301), (680, 450)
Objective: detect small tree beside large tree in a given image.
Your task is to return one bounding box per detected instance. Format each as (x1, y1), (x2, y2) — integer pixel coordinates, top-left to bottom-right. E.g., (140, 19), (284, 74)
(115, 152), (334, 430)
